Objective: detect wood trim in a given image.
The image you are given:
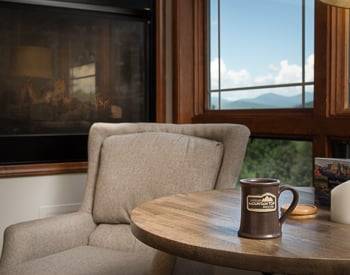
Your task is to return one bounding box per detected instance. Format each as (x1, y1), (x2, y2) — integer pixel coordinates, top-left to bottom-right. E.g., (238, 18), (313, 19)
(193, 111), (350, 138)
(313, 135), (330, 158)
(345, 10), (350, 110)
(193, 0), (205, 116)
(329, 5), (350, 116)
(155, 0), (167, 122)
(314, 0), (329, 118)
(172, 0), (195, 123)
(0, 162), (87, 178)
(172, 0), (207, 122)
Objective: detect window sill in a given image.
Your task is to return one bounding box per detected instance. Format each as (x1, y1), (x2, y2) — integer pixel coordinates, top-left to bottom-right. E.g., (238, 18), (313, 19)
(0, 162), (87, 178)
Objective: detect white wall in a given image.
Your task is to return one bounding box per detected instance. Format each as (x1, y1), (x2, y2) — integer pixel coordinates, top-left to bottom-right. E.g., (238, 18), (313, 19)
(0, 173), (86, 256)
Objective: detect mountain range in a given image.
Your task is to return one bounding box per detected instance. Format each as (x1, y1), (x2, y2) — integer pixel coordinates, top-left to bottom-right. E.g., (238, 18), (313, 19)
(212, 92), (314, 109)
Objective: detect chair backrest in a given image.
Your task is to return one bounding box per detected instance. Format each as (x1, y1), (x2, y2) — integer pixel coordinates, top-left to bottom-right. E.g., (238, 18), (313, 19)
(80, 123), (250, 223)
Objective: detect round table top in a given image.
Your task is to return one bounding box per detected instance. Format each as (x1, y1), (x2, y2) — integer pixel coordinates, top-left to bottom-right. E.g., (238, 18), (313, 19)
(131, 189), (350, 275)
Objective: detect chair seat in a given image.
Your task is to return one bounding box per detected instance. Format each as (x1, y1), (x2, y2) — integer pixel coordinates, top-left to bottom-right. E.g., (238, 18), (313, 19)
(0, 246), (154, 275)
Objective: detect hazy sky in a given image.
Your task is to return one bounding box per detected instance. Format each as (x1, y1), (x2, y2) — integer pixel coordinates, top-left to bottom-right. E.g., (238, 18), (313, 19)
(210, 0), (314, 101)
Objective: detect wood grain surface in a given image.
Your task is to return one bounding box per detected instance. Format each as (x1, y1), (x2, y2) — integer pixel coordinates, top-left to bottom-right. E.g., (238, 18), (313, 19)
(131, 189), (350, 275)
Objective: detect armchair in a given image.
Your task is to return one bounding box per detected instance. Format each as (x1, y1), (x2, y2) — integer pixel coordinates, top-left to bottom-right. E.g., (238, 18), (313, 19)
(0, 123), (250, 275)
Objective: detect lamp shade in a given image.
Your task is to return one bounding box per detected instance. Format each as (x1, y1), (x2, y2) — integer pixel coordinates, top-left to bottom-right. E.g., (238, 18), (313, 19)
(13, 46), (53, 79)
(319, 0), (350, 9)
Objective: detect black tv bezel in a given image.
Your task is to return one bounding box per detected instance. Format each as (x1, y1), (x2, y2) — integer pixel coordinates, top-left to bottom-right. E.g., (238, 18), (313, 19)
(0, 0), (156, 165)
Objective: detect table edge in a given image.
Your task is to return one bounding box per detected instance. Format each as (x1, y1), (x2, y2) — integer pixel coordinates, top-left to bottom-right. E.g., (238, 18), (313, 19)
(130, 190), (350, 274)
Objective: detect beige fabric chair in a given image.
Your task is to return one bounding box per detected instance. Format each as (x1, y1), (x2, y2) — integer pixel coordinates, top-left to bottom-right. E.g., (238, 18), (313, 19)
(0, 123), (250, 275)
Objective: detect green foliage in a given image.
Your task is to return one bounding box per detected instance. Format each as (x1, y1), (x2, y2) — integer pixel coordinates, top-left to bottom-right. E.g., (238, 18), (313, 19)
(240, 139), (312, 186)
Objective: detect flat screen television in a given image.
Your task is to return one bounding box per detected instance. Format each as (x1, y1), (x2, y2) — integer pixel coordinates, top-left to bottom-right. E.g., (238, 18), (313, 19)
(0, 0), (155, 164)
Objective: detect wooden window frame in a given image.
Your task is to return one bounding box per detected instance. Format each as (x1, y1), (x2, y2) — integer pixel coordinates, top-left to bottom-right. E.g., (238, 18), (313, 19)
(173, 0), (350, 159)
(329, 6), (350, 116)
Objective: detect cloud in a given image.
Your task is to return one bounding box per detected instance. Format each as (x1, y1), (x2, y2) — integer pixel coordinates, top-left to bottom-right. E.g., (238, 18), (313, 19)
(210, 58), (251, 89)
(254, 73), (274, 85)
(274, 60), (302, 84)
(210, 54), (314, 90)
(305, 54), (314, 82)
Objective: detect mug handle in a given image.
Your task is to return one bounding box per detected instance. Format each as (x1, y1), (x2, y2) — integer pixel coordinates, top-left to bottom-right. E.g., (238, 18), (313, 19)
(279, 186), (299, 224)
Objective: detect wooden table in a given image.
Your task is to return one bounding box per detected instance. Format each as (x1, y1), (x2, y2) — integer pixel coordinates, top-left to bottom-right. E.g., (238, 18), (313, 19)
(131, 189), (350, 275)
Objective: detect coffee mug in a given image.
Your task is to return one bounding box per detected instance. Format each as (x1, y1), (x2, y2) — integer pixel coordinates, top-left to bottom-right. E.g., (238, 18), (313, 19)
(238, 178), (299, 239)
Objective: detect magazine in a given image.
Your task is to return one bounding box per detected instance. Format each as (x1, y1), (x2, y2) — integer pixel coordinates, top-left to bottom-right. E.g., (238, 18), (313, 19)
(314, 158), (350, 207)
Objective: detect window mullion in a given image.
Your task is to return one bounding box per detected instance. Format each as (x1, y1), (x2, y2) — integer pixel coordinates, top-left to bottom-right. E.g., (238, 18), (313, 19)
(218, 0), (221, 110)
(208, 0), (212, 109)
(302, 0), (306, 108)
(210, 82), (314, 93)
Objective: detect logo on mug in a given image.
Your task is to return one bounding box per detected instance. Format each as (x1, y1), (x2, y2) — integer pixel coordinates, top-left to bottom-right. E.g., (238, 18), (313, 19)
(246, 192), (277, 212)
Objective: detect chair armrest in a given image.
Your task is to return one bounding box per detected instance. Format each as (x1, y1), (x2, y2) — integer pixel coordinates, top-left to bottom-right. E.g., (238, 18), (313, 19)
(0, 212), (96, 268)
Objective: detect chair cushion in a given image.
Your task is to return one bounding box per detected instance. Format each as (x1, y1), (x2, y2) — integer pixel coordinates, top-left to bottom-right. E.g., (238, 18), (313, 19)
(93, 132), (223, 224)
(0, 246), (154, 275)
(89, 224), (151, 252)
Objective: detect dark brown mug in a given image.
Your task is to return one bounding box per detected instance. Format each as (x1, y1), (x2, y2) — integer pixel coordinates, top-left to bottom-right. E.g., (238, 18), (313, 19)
(238, 178), (299, 239)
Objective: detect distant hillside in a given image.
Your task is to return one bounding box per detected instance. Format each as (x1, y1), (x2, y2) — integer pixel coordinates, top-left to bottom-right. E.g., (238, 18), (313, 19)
(212, 92), (314, 109)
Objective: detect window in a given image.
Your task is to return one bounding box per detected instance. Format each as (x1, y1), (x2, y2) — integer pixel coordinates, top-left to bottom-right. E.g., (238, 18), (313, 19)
(332, 140), (350, 158)
(205, 0), (316, 186)
(209, 0), (315, 110)
(240, 138), (313, 186)
(173, 0), (350, 172)
(70, 63), (96, 102)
